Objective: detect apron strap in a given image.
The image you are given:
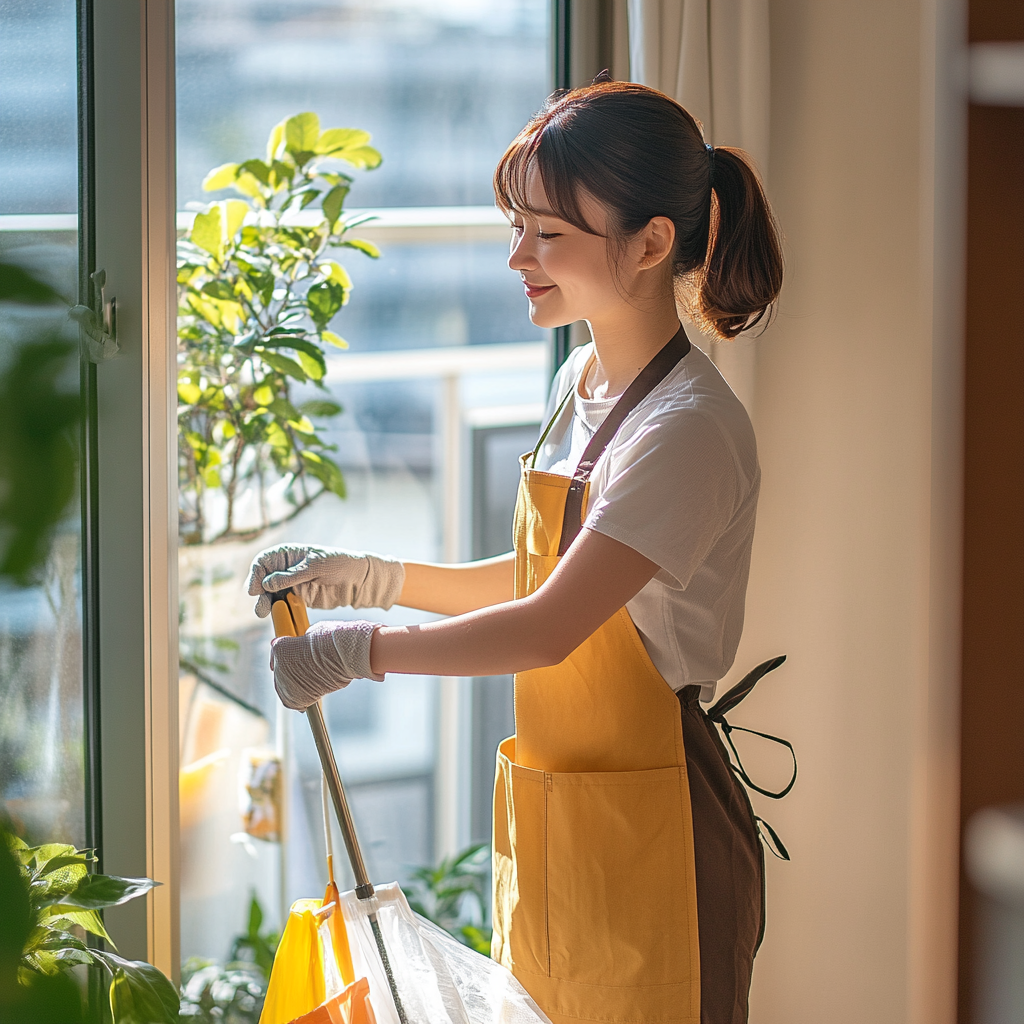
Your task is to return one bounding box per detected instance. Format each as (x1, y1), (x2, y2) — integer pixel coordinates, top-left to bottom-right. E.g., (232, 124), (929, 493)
(707, 655), (797, 799)
(707, 656), (798, 856)
(557, 324), (691, 555)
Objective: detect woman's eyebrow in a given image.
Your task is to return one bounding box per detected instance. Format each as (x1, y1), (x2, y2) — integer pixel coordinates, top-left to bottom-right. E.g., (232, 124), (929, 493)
(509, 206), (563, 220)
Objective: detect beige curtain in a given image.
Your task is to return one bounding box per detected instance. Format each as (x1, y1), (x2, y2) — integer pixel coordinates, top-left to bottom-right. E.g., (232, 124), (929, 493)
(626, 0), (771, 413)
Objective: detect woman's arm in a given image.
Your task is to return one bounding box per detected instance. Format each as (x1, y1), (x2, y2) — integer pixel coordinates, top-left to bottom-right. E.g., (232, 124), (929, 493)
(372, 529), (658, 677)
(396, 552), (516, 615)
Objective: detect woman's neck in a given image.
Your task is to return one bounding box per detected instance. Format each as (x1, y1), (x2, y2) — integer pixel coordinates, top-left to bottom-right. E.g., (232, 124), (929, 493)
(580, 304), (683, 399)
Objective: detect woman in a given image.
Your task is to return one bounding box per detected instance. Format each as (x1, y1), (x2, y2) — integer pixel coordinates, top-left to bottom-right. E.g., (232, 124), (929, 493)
(248, 81), (783, 1024)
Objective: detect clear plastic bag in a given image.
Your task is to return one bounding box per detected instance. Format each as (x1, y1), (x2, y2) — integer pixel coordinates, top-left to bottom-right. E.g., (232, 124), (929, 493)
(338, 883), (551, 1024)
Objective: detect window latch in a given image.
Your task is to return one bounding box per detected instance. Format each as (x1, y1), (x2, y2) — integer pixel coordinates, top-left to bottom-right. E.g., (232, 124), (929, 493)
(69, 269), (119, 362)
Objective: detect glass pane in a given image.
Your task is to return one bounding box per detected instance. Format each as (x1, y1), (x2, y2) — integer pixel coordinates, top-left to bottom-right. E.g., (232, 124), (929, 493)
(0, 0), (84, 848)
(175, 0), (550, 990)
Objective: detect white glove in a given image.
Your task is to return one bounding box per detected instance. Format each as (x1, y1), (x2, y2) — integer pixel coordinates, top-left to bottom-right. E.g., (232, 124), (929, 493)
(246, 544), (405, 618)
(270, 619), (384, 711)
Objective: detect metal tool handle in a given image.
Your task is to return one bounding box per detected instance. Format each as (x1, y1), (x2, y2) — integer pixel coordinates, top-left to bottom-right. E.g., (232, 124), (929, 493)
(306, 699), (375, 900)
(271, 591), (408, 1022)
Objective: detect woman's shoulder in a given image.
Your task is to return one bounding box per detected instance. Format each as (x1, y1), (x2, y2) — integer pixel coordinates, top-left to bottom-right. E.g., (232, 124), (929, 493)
(616, 344), (759, 479)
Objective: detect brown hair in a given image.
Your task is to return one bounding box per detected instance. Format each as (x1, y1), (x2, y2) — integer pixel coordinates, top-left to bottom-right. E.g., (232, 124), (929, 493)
(494, 80), (783, 339)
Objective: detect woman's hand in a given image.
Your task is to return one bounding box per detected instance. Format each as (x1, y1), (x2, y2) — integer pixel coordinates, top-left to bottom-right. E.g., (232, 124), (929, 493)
(270, 619), (383, 710)
(246, 544), (405, 618)
(370, 529), (659, 678)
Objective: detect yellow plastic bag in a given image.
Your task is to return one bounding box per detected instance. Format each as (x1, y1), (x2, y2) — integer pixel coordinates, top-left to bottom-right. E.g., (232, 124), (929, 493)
(259, 890), (356, 1024)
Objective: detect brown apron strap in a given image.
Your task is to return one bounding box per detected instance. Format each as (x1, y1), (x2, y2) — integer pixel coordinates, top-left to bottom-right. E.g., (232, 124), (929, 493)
(557, 324), (691, 555)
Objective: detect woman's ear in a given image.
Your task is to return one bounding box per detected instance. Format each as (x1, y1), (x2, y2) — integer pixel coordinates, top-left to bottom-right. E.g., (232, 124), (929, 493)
(637, 216), (676, 270)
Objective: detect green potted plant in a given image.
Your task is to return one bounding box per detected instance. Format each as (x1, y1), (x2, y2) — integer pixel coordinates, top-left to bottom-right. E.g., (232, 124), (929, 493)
(1, 829), (178, 1023)
(177, 111), (382, 544)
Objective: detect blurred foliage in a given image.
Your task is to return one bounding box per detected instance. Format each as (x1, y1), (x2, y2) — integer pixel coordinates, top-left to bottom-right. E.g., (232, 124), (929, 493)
(229, 894), (280, 981)
(404, 843), (493, 955)
(178, 894), (278, 1023)
(177, 112), (382, 544)
(178, 960), (266, 1024)
(0, 261), (80, 586)
(0, 826), (178, 1023)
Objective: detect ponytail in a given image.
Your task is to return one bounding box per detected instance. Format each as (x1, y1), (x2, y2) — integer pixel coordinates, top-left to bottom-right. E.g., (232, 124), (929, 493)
(697, 148), (783, 339)
(494, 81), (784, 341)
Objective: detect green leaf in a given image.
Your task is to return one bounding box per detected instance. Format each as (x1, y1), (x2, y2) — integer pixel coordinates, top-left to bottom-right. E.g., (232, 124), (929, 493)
(190, 209), (223, 261)
(223, 198), (249, 242)
(319, 171), (353, 188)
(26, 926), (88, 953)
(261, 335), (326, 371)
(178, 382), (201, 404)
(296, 351), (324, 380)
(43, 904), (113, 944)
(285, 112), (320, 158)
(200, 280), (234, 302)
(31, 844), (78, 869)
(239, 158), (271, 185)
(315, 128), (370, 154)
(321, 184), (349, 229)
(321, 331), (348, 349)
(233, 172), (265, 201)
(336, 145), (382, 170)
(299, 399), (343, 418)
(258, 351), (307, 382)
(306, 280), (346, 330)
(266, 118), (287, 162)
(265, 422), (291, 450)
(247, 895), (263, 939)
(267, 399), (299, 421)
(340, 237), (381, 258)
(36, 854), (93, 880)
(253, 385), (274, 406)
(270, 159), (295, 188)
(25, 946), (95, 974)
(319, 261), (353, 290)
(58, 873), (158, 910)
(300, 450), (346, 498)
(94, 950), (179, 1024)
(202, 162), (239, 191)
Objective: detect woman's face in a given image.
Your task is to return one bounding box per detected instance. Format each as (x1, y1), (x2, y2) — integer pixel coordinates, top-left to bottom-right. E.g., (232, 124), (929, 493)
(506, 167), (626, 330)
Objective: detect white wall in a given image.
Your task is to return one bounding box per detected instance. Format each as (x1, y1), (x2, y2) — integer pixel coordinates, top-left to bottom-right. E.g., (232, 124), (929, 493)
(722, 2), (964, 1021)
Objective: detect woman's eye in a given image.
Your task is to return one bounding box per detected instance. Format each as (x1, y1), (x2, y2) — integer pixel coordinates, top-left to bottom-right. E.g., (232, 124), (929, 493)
(538, 232), (560, 240)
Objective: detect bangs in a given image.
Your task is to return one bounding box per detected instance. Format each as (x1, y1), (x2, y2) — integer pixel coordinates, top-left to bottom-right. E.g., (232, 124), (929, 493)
(493, 111), (604, 236)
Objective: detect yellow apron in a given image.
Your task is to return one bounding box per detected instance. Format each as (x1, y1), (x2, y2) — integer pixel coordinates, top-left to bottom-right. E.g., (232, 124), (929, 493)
(491, 327), (701, 1024)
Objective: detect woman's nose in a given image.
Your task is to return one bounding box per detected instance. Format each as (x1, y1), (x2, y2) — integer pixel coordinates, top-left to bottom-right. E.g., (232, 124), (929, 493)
(508, 230), (536, 272)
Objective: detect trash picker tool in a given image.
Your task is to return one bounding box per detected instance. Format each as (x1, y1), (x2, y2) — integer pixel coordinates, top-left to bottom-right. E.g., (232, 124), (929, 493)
(270, 591), (409, 1024)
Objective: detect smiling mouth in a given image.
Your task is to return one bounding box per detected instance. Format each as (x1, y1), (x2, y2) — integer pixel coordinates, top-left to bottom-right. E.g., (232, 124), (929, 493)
(523, 282), (555, 298)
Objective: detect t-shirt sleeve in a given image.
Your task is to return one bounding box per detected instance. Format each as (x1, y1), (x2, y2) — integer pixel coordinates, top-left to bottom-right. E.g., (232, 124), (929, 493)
(584, 410), (742, 590)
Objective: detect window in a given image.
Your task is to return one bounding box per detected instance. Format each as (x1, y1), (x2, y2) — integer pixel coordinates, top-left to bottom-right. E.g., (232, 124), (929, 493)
(0, 0), (87, 851)
(175, 0), (551, 967)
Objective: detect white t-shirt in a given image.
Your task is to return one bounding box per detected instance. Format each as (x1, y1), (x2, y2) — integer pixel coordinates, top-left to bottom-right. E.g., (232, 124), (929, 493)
(533, 341), (760, 702)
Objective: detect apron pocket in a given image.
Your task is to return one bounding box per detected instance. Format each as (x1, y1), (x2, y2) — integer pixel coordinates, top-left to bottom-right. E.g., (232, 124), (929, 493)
(492, 740), (550, 977)
(545, 764), (696, 989)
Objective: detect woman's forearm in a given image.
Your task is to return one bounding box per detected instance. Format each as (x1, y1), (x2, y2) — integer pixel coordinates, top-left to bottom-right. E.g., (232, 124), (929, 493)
(396, 552), (515, 615)
(372, 528), (660, 678)
(371, 595), (567, 677)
